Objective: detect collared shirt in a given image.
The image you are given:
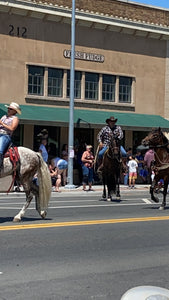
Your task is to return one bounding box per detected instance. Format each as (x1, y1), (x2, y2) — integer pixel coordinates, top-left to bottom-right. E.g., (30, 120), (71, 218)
(97, 125), (123, 147)
(39, 144), (48, 162)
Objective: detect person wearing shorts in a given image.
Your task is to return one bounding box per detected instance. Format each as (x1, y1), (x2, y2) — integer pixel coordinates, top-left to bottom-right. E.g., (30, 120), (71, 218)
(127, 155), (138, 189)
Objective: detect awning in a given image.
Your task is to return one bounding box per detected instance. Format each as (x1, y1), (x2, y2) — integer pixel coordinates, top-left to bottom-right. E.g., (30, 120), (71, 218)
(1, 104), (169, 131)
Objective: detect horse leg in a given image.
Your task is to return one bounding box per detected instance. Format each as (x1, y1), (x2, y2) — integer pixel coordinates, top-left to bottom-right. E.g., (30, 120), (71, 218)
(13, 191), (33, 222)
(150, 179), (159, 203)
(159, 181), (168, 210)
(13, 178), (34, 222)
(107, 175), (112, 202)
(116, 172), (121, 200)
(102, 172), (106, 199)
(30, 182), (47, 219)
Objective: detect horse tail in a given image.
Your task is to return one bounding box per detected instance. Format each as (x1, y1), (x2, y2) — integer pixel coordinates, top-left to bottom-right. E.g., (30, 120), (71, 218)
(36, 153), (52, 213)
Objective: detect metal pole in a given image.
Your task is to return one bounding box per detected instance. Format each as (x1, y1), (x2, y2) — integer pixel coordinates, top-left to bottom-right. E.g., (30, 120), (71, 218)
(65, 0), (76, 189)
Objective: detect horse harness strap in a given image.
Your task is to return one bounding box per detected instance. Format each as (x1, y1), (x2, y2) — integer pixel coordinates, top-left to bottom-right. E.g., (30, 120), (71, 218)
(4, 147), (20, 193)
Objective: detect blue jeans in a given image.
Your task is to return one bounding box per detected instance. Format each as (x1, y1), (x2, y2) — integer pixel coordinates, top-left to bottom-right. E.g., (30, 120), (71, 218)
(124, 173), (129, 185)
(0, 134), (11, 154)
(98, 145), (127, 158)
(82, 165), (93, 184)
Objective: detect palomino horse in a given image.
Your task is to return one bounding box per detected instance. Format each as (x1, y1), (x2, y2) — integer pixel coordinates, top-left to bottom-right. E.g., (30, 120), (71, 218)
(142, 127), (169, 210)
(1, 146), (51, 222)
(101, 137), (121, 201)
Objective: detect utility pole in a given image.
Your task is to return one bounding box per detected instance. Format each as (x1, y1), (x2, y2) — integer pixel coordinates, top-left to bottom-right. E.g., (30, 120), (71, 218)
(66, 0), (76, 189)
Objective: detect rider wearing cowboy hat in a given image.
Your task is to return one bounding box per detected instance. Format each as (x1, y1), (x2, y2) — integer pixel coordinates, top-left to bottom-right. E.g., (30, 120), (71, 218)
(97, 116), (126, 171)
(0, 102), (21, 170)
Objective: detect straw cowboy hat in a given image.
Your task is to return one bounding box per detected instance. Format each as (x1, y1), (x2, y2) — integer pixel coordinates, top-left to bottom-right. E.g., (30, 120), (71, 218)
(106, 116), (117, 124)
(5, 102), (21, 115)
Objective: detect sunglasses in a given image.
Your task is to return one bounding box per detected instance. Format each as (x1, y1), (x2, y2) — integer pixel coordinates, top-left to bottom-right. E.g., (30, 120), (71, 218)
(8, 107), (14, 111)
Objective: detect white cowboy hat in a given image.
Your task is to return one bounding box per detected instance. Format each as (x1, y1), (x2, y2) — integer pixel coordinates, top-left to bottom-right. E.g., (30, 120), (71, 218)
(5, 102), (21, 115)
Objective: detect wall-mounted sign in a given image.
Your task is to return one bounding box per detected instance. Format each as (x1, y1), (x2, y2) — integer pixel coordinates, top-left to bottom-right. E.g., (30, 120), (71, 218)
(63, 50), (104, 63)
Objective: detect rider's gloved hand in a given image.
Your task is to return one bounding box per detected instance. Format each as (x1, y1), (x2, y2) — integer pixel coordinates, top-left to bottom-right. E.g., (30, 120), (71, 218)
(99, 142), (103, 149)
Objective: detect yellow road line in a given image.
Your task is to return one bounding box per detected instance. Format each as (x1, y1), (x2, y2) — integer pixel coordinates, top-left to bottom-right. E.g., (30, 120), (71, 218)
(1, 216), (169, 231)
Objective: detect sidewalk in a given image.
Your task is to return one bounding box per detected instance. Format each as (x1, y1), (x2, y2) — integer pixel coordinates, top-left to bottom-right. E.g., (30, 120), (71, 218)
(57, 184), (150, 193)
(10, 184), (150, 195)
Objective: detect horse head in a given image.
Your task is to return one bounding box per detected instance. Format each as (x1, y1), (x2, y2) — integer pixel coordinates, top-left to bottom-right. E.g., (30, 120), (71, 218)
(109, 135), (120, 157)
(142, 127), (167, 148)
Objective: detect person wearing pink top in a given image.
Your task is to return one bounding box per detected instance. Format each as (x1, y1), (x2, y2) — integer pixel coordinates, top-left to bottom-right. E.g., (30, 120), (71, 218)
(144, 148), (155, 183)
(0, 102), (21, 170)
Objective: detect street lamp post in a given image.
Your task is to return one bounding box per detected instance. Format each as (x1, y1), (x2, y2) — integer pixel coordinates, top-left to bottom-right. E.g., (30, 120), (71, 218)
(66, 0), (76, 189)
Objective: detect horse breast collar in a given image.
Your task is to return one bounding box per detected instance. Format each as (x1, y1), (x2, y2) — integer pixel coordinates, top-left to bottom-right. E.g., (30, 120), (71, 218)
(4, 147), (20, 193)
(4, 146), (20, 166)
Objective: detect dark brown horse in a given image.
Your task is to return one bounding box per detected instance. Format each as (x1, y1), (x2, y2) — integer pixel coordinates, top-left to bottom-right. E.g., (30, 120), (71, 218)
(142, 127), (169, 210)
(101, 137), (121, 201)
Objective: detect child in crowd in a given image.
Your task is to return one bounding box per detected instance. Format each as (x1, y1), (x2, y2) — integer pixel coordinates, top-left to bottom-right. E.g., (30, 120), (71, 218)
(127, 155), (138, 189)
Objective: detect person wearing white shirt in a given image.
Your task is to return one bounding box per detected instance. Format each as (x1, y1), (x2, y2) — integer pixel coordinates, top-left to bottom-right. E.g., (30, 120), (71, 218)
(127, 155), (138, 189)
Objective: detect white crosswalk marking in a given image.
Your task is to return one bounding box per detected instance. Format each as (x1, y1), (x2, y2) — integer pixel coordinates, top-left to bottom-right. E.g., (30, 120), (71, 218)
(142, 198), (152, 204)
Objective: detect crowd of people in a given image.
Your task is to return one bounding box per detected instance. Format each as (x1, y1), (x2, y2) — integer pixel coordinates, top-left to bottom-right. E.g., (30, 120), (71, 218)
(37, 116), (156, 192)
(123, 148), (155, 189)
(0, 104), (160, 192)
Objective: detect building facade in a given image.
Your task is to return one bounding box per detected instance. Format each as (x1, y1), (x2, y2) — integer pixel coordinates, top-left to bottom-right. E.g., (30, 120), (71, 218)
(1, 0), (169, 155)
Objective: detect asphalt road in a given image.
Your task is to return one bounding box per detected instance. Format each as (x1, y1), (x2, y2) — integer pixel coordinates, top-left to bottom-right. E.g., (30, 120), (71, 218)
(0, 189), (169, 299)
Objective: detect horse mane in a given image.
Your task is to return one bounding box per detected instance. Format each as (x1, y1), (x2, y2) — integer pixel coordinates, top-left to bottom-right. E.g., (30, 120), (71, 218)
(152, 127), (169, 145)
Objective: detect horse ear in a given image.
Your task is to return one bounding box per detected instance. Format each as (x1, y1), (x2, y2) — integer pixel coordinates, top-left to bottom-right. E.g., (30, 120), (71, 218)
(158, 127), (161, 132)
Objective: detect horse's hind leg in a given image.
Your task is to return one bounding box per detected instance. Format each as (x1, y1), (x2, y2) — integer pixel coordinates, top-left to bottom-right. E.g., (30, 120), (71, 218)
(13, 178), (34, 222)
(102, 173), (106, 199)
(159, 181), (168, 210)
(13, 191), (33, 222)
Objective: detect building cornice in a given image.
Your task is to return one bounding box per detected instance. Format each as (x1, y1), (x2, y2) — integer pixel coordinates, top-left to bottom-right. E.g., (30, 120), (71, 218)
(1, 0), (169, 39)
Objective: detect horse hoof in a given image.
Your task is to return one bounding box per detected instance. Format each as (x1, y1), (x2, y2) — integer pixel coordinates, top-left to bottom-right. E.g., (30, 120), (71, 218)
(159, 206), (165, 210)
(41, 211), (47, 219)
(107, 198), (111, 202)
(116, 196), (121, 201)
(153, 198), (159, 203)
(13, 217), (21, 222)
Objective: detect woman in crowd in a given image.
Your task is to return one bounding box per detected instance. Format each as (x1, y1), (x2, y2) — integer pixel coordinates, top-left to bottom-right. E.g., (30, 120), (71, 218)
(81, 145), (94, 191)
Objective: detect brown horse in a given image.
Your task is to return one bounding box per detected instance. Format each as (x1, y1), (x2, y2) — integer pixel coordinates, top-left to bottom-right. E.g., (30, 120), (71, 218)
(101, 137), (121, 201)
(142, 127), (169, 210)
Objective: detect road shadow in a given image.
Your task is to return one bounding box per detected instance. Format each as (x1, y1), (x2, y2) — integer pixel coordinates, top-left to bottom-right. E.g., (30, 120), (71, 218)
(0, 216), (13, 223)
(142, 206), (169, 210)
(0, 216), (52, 223)
(99, 198), (122, 203)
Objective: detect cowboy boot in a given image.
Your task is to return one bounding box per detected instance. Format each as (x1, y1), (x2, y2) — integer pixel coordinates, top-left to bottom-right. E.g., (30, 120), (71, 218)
(97, 158), (103, 173)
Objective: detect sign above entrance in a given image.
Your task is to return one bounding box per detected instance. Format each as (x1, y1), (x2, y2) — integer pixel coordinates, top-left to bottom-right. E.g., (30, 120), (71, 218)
(63, 50), (105, 63)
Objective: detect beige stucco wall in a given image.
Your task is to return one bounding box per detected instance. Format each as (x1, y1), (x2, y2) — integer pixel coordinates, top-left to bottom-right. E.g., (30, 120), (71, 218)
(0, 11), (166, 118)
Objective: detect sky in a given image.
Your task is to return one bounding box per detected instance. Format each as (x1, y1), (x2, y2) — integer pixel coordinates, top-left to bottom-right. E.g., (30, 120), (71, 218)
(130, 0), (169, 9)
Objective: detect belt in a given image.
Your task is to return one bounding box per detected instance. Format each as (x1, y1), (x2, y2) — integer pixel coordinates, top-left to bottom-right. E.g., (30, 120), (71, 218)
(0, 129), (8, 135)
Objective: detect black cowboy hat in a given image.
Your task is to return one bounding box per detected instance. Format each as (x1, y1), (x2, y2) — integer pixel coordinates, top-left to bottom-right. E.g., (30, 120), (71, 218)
(106, 116), (117, 124)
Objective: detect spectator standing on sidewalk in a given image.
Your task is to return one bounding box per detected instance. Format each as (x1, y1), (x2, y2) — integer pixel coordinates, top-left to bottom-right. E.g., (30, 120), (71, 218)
(81, 145), (94, 191)
(144, 148), (154, 183)
(127, 155), (138, 189)
(39, 138), (48, 163)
